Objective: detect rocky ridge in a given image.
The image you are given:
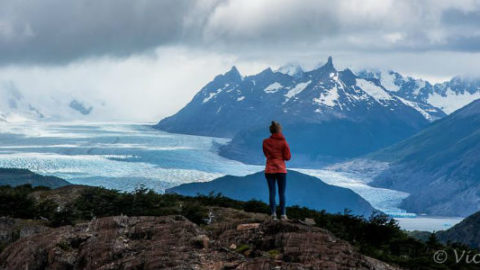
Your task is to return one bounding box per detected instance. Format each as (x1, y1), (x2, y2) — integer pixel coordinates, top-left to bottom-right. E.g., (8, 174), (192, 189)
(0, 207), (400, 270)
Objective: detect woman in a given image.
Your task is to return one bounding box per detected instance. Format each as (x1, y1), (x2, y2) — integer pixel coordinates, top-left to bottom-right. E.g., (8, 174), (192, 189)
(262, 121), (291, 221)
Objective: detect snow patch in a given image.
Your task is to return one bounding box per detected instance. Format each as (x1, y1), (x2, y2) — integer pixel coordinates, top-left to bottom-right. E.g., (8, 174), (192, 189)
(356, 79), (393, 103)
(285, 80), (311, 99)
(202, 89), (222, 103)
(313, 87), (339, 107)
(380, 71), (400, 92)
(413, 80), (426, 96)
(236, 96), (245, 101)
(428, 88), (480, 114)
(397, 97), (432, 121)
(264, 82), (283, 93)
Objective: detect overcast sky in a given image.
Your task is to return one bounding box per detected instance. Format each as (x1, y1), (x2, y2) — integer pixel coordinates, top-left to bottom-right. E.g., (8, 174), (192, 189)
(1, 0), (480, 121)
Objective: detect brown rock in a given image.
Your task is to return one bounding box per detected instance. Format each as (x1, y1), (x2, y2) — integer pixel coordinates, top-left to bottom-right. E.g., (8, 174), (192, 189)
(304, 218), (316, 226)
(0, 209), (402, 270)
(0, 217), (49, 251)
(236, 223), (260, 231)
(0, 215), (212, 270)
(192, 234), (210, 249)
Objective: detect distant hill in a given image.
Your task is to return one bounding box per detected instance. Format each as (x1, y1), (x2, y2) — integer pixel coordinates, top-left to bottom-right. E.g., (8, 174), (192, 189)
(166, 170), (376, 217)
(0, 168), (70, 188)
(438, 211), (480, 249)
(366, 99), (480, 216)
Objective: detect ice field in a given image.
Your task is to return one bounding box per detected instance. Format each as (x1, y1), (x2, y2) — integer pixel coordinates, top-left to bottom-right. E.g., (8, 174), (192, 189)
(0, 122), (462, 231)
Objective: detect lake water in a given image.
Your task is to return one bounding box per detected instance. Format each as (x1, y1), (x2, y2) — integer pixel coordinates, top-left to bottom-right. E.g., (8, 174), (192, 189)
(0, 122), (463, 231)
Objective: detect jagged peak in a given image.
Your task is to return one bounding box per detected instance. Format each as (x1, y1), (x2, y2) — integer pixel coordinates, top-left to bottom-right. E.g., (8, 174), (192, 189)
(259, 67), (273, 75)
(341, 68), (355, 76)
(311, 56), (336, 74)
(224, 66), (242, 81)
(339, 68), (357, 85)
(326, 56), (333, 67)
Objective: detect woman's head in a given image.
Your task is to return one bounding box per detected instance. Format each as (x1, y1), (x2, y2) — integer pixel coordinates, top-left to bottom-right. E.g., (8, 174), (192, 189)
(269, 121), (282, 134)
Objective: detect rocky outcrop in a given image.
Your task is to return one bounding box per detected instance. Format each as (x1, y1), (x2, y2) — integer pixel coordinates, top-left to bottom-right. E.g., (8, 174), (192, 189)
(0, 208), (401, 270)
(0, 217), (49, 252)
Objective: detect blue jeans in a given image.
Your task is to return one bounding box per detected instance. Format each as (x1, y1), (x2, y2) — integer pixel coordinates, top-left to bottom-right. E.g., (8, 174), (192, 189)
(265, 173), (286, 216)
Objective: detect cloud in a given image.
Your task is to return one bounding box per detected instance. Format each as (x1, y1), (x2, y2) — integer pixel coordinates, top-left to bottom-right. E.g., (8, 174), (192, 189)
(0, 47), (260, 121)
(0, 0), (220, 64)
(201, 0), (480, 53)
(2, 0), (480, 122)
(1, 0), (480, 65)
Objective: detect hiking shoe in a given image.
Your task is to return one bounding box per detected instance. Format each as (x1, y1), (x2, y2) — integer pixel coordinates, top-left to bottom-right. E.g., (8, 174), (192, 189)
(271, 214), (278, 221)
(280, 215), (288, 221)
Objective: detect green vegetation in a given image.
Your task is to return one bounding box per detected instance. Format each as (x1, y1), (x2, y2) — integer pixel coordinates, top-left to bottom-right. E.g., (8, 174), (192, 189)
(235, 244), (251, 253)
(0, 184), (478, 269)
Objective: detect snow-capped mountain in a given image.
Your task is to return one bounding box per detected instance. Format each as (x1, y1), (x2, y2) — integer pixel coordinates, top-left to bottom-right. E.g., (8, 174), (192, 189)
(431, 76), (480, 114)
(276, 63), (304, 78)
(358, 70), (480, 116)
(0, 83), (103, 122)
(156, 57), (431, 165)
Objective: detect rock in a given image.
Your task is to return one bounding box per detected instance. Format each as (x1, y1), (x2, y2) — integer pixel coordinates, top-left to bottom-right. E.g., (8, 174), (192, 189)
(0, 217), (49, 251)
(0, 215), (210, 270)
(192, 234), (209, 249)
(0, 210), (401, 270)
(302, 218), (316, 226)
(236, 223), (260, 231)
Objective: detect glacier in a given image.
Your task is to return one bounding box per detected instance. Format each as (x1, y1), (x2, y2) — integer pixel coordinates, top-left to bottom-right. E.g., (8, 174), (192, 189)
(0, 122), (463, 230)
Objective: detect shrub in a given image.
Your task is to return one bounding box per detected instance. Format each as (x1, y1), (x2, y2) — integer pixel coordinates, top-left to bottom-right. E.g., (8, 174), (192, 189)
(243, 200), (269, 214)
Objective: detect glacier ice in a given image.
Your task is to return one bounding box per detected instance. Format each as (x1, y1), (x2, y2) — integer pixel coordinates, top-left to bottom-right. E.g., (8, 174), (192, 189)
(0, 122), (425, 219)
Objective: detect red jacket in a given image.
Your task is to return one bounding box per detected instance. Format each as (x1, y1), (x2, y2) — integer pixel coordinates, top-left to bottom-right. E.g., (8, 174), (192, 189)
(263, 133), (291, 173)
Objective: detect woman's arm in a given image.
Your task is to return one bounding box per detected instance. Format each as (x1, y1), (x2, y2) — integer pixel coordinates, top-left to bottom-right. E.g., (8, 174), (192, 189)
(283, 141), (291, 161)
(263, 140), (268, 158)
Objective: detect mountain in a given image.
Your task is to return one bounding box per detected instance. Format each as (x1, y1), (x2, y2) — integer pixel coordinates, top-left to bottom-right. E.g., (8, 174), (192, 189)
(358, 70), (480, 116)
(167, 170), (376, 216)
(363, 99), (480, 216)
(156, 57), (432, 165)
(276, 63), (304, 78)
(437, 211), (480, 249)
(0, 82), (102, 122)
(0, 168), (71, 188)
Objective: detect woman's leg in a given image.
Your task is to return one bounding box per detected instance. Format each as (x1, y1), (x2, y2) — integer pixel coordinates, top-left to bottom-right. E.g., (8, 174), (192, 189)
(265, 173), (276, 215)
(276, 173), (287, 216)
